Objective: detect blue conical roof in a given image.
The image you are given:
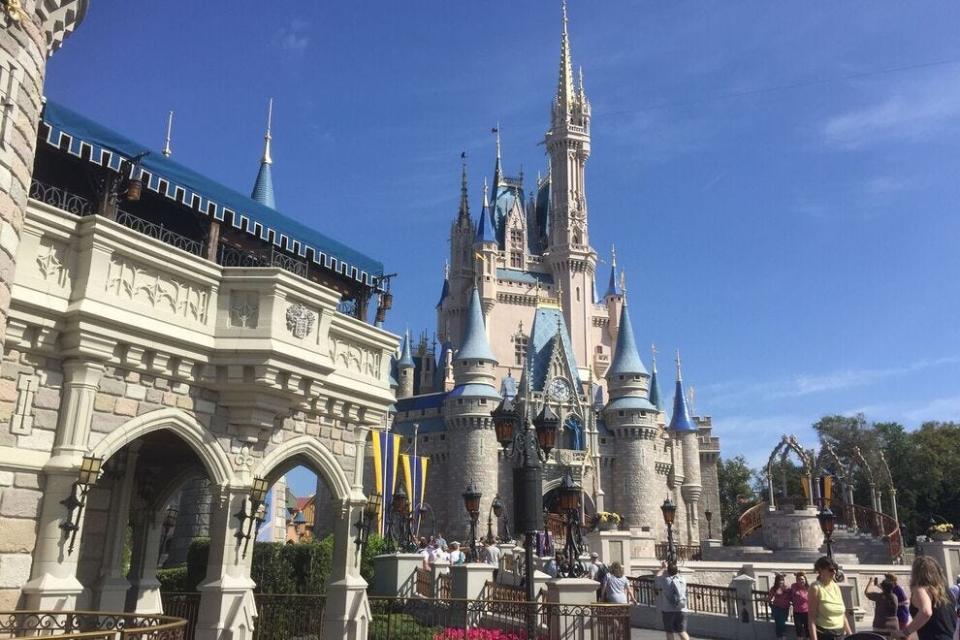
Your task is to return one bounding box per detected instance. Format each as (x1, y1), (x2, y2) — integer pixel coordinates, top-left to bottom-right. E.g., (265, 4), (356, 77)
(251, 161), (276, 209)
(604, 263), (621, 298)
(607, 303), (647, 377)
(436, 276), (450, 309)
(475, 193), (497, 244)
(649, 363), (664, 411)
(668, 362), (697, 432)
(457, 288), (496, 362)
(398, 330), (415, 368)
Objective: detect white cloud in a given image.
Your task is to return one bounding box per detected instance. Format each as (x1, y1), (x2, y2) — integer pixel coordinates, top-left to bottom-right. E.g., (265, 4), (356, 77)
(820, 68), (960, 149)
(277, 19), (310, 54)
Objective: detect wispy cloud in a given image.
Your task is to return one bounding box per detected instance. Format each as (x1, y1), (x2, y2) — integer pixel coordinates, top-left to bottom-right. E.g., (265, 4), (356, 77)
(277, 18), (310, 54)
(820, 67), (960, 149)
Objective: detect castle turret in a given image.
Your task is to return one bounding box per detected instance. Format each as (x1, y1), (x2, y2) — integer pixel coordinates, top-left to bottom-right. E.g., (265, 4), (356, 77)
(444, 288), (500, 541)
(604, 246), (624, 340)
(251, 99), (277, 209)
(397, 330), (415, 399)
(649, 346), (665, 424)
(669, 351), (702, 543)
(475, 180), (498, 316)
(602, 299), (659, 530)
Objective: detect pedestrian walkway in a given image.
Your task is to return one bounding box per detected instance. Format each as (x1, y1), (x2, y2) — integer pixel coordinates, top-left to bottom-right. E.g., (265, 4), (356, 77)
(632, 628), (704, 640)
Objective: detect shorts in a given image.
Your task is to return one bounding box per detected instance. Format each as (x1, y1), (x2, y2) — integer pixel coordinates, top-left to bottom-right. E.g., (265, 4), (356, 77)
(815, 626), (844, 640)
(662, 611), (687, 633)
(794, 612), (809, 637)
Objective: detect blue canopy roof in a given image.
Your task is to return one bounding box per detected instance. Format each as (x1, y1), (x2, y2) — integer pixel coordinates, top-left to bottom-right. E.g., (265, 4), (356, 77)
(393, 415), (446, 435)
(40, 101), (383, 285)
(668, 378), (697, 432)
(608, 303), (648, 377)
(456, 288), (496, 362)
(396, 392), (446, 413)
(496, 268), (554, 286)
(398, 330), (415, 368)
(604, 263), (621, 298)
(448, 383), (501, 400)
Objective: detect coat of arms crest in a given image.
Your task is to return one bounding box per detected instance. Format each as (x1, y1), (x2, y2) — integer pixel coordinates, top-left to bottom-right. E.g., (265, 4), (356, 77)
(285, 303), (314, 339)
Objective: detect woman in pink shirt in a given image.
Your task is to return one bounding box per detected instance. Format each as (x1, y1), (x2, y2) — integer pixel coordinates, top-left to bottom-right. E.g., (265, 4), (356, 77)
(769, 573), (793, 640)
(790, 571), (810, 640)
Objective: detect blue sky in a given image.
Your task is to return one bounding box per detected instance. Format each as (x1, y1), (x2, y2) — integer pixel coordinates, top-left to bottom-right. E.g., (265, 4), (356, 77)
(46, 2), (960, 493)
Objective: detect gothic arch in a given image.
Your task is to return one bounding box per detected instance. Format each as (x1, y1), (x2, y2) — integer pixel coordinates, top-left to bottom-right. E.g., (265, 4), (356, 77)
(254, 435), (353, 502)
(89, 407), (234, 487)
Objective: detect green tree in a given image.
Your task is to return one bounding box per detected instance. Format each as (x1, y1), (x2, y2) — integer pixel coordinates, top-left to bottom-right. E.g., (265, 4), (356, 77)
(717, 456), (757, 544)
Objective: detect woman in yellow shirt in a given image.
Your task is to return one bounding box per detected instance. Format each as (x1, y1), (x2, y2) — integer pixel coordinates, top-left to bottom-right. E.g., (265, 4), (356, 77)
(808, 556), (851, 640)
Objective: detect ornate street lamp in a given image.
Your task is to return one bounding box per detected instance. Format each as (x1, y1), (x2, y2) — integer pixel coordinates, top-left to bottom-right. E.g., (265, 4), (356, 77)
(704, 509), (714, 540)
(462, 481), (482, 562)
(661, 498), (678, 565)
(557, 472), (586, 578)
(387, 484), (416, 552)
(60, 454), (103, 555)
(488, 494), (511, 543)
(416, 502), (437, 540)
(818, 507), (837, 558)
(354, 492), (381, 550)
(235, 476), (270, 558)
(533, 404), (559, 455)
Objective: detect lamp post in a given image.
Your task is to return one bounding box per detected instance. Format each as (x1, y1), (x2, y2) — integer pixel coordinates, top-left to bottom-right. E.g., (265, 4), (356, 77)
(557, 472), (586, 577)
(417, 502), (437, 541)
(387, 483), (416, 552)
(235, 476), (269, 558)
(704, 509), (713, 540)
(354, 492), (381, 550)
(462, 482), (482, 561)
(492, 495), (511, 542)
(818, 507), (836, 558)
(486, 494), (506, 544)
(59, 455), (104, 555)
(661, 498), (678, 565)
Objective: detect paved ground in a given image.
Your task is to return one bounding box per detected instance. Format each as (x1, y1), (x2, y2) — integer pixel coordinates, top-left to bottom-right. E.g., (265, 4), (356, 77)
(632, 628), (705, 640)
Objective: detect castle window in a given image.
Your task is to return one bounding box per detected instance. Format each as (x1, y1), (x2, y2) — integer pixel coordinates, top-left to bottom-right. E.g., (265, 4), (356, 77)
(0, 56), (19, 148)
(510, 252), (523, 268)
(595, 346), (603, 354)
(601, 438), (607, 445)
(513, 332), (528, 366)
(479, 399), (487, 405)
(576, 286), (580, 302)
(618, 411), (625, 417)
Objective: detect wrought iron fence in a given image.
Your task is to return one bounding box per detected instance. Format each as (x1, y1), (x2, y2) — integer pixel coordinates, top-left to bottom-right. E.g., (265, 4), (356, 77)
(414, 567), (433, 597)
(629, 576), (657, 606)
(629, 576), (738, 618)
(116, 210), (204, 256)
(369, 596), (629, 640)
(160, 593), (200, 640)
(0, 610), (186, 639)
(29, 179), (94, 216)
(752, 590), (773, 621)
(436, 573), (452, 599)
(738, 501), (767, 540)
(655, 542), (702, 563)
(219, 246), (309, 278)
(252, 594), (325, 640)
(478, 581), (546, 604)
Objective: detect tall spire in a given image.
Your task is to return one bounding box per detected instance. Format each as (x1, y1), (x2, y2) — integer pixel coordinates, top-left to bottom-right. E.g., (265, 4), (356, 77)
(604, 245), (622, 298)
(161, 111), (173, 158)
(649, 343), (663, 411)
(457, 287), (497, 362)
(436, 261), (450, 309)
(668, 350), (697, 432)
(398, 329), (415, 369)
(557, 0), (575, 114)
(607, 299), (647, 378)
(475, 178), (496, 244)
(492, 123), (502, 188)
(458, 153), (470, 222)
(251, 98), (277, 209)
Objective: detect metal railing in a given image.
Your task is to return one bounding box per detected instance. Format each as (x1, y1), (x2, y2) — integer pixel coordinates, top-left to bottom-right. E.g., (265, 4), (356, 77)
(752, 590), (773, 621)
(0, 611), (186, 639)
(414, 567), (433, 597)
(29, 179), (94, 216)
(219, 246), (309, 279)
(629, 576), (738, 618)
(116, 210), (204, 256)
(160, 593), (200, 640)
(479, 581), (546, 604)
(738, 501), (767, 540)
(436, 573), (452, 599)
(252, 593), (325, 640)
(369, 596), (630, 640)
(655, 542), (702, 563)
(834, 501), (903, 561)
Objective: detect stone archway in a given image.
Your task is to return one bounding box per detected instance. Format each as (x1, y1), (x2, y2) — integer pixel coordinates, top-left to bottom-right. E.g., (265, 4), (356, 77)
(252, 435), (370, 640)
(765, 435), (814, 509)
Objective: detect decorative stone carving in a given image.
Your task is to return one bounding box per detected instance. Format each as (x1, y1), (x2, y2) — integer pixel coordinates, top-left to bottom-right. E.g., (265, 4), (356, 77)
(328, 335), (383, 378)
(105, 256), (210, 323)
(285, 303), (314, 339)
(9, 373), (37, 435)
(229, 291), (259, 328)
(36, 241), (69, 287)
(232, 443), (254, 470)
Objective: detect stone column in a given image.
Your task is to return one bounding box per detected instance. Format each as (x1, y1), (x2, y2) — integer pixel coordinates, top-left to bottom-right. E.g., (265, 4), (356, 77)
(126, 508), (165, 614)
(196, 484), (257, 640)
(888, 488), (899, 526)
(545, 578), (603, 640)
(322, 497), (372, 640)
(95, 443), (141, 611)
(22, 359), (105, 609)
(731, 573), (757, 623)
(0, 3), (87, 347)
(370, 553), (422, 597)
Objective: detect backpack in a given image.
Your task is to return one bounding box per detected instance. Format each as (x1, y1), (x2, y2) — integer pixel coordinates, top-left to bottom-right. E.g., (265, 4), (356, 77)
(667, 576), (687, 610)
(595, 563), (609, 599)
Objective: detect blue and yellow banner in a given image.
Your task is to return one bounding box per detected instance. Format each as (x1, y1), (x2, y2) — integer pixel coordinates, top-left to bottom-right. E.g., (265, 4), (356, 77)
(371, 430), (401, 535)
(400, 454), (429, 532)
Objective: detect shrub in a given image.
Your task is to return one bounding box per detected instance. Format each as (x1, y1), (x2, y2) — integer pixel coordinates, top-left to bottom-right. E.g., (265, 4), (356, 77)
(156, 566), (189, 592)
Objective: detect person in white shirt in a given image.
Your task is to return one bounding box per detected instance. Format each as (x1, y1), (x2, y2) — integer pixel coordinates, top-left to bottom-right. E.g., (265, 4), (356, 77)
(484, 540), (501, 567)
(448, 541), (465, 565)
(588, 552), (605, 581)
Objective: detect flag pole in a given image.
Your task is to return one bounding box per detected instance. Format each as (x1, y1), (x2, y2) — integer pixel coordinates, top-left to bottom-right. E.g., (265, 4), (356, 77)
(413, 422), (420, 537)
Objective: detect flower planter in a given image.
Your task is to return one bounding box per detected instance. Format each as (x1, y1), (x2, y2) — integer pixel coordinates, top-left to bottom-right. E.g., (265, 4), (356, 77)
(929, 532), (953, 542)
(598, 521), (618, 532)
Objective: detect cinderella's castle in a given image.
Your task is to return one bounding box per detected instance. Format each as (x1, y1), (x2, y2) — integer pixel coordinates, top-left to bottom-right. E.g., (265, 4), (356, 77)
(385, 3), (722, 546)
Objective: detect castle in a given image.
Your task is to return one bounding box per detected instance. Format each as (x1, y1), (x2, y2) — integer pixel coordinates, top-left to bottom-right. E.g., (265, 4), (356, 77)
(385, 3), (722, 547)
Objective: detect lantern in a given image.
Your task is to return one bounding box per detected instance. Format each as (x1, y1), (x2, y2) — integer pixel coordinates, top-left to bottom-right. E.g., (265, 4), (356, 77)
(392, 483), (409, 515)
(492, 398), (517, 448)
(250, 477), (270, 503)
(660, 498), (677, 526)
(78, 455), (103, 486)
(462, 482), (481, 520)
(558, 473), (580, 512)
(534, 404), (559, 454)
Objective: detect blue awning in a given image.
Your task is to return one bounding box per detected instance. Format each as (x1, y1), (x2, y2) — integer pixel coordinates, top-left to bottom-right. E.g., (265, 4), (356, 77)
(40, 101), (383, 286)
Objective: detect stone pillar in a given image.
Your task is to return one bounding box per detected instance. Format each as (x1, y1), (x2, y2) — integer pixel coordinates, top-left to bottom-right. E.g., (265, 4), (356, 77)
(370, 554), (423, 597)
(22, 359), (105, 609)
(95, 443), (141, 611)
(545, 578), (602, 640)
(888, 489), (899, 526)
(430, 559), (450, 596)
(732, 573), (756, 623)
(680, 430), (702, 544)
(0, 2), (87, 347)
(322, 497), (371, 640)
(126, 509), (165, 614)
(196, 484), (257, 640)
(449, 563), (495, 601)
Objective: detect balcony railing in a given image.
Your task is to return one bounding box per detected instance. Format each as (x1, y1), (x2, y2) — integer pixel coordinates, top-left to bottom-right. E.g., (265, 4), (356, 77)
(218, 245), (309, 279)
(29, 179), (94, 216)
(654, 542), (702, 563)
(116, 209), (204, 256)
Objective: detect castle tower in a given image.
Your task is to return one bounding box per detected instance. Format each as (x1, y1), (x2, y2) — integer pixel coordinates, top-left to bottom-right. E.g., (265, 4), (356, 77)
(602, 299), (659, 530)
(603, 247), (624, 342)
(649, 346), (665, 425)
(443, 287), (500, 542)
(251, 99), (276, 208)
(474, 180), (498, 317)
(397, 330), (415, 399)
(443, 160), (475, 349)
(669, 351), (702, 543)
(0, 2), (88, 348)
(543, 1), (597, 368)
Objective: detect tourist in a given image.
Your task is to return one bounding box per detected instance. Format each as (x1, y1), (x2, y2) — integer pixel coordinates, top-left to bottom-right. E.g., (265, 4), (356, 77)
(790, 572), (810, 640)
(894, 557), (956, 640)
(769, 573), (792, 640)
(435, 543), (450, 564)
(864, 577), (900, 635)
(483, 539), (501, 568)
(418, 538), (430, 568)
(808, 556), (850, 640)
(588, 552), (606, 582)
(544, 552), (562, 578)
(884, 574), (911, 631)
(655, 561), (689, 640)
(448, 541), (465, 565)
(601, 561), (631, 604)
